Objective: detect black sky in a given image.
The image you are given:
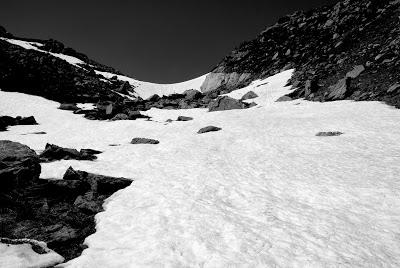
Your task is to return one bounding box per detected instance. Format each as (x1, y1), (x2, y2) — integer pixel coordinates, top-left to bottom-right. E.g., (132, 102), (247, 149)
(1, 0), (337, 83)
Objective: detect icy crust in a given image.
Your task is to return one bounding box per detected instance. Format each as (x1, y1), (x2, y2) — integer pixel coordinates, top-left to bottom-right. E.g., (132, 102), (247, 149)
(1, 70), (400, 267)
(0, 239), (64, 268)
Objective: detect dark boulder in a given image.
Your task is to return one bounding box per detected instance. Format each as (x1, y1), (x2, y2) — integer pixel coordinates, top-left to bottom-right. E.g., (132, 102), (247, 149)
(241, 91), (258, 100)
(39, 143), (98, 162)
(111, 113), (129, 121)
(0, 140), (41, 190)
(183, 89), (203, 101)
(17, 116), (38, 125)
(276, 95), (293, 102)
(197, 126), (222, 134)
(59, 103), (79, 111)
(130, 138), (160, 144)
(316, 131), (343, 137)
(208, 96), (247, 112)
(177, 116), (193, 121)
(42, 39), (65, 53)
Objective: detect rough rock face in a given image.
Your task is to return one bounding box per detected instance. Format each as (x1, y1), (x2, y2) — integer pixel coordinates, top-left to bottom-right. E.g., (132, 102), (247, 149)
(0, 141), (133, 262)
(39, 143), (99, 162)
(241, 91), (258, 100)
(202, 0), (400, 108)
(200, 71), (252, 93)
(0, 140), (41, 189)
(208, 96), (249, 112)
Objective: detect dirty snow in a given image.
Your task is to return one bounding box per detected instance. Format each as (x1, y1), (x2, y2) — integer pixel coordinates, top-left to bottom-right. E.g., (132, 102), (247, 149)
(1, 70), (400, 267)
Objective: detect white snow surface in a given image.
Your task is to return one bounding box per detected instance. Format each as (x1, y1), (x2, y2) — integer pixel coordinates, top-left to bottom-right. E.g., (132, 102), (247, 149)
(0, 240), (64, 268)
(95, 70), (208, 99)
(1, 70), (400, 267)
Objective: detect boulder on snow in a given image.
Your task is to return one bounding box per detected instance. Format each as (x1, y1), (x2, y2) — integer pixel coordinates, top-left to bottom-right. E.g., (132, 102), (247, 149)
(183, 89), (203, 101)
(197, 126), (222, 134)
(208, 96), (247, 112)
(130, 138), (160, 144)
(316, 131), (343, 137)
(241, 91), (258, 100)
(275, 95), (293, 102)
(177, 116), (193, 121)
(0, 140), (41, 190)
(39, 143), (98, 162)
(111, 113), (129, 121)
(58, 103), (79, 111)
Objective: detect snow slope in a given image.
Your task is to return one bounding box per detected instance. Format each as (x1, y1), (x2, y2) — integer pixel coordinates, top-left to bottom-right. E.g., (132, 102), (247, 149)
(95, 70), (208, 99)
(1, 70), (400, 267)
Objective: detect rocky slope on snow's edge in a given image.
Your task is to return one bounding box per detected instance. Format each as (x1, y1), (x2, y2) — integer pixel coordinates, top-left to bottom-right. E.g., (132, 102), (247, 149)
(201, 0), (400, 108)
(0, 140), (133, 263)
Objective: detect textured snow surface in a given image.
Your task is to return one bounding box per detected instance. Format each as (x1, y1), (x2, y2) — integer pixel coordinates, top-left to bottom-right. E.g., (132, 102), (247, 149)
(1, 70), (400, 267)
(0, 240), (64, 268)
(95, 70), (208, 99)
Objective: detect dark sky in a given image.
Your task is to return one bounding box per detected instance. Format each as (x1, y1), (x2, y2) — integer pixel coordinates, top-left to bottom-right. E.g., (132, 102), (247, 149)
(1, 0), (336, 83)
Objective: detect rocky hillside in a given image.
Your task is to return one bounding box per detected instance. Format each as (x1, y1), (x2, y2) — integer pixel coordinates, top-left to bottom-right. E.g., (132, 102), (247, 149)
(200, 0), (400, 108)
(0, 26), (135, 103)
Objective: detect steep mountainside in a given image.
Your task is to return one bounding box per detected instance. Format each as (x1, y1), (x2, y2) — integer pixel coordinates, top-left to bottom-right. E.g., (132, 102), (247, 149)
(200, 0), (400, 108)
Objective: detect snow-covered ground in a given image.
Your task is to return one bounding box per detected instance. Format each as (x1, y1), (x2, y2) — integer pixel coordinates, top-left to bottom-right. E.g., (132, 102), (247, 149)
(1, 70), (400, 267)
(0, 239), (64, 268)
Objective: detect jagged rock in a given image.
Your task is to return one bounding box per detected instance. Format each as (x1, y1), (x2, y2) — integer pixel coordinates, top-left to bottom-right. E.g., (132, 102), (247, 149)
(0, 152), (133, 262)
(200, 72), (252, 93)
(183, 89), (203, 101)
(326, 78), (350, 101)
(1, 116), (39, 130)
(276, 95), (292, 102)
(59, 103), (79, 111)
(208, 96), (247, 112)
(177, 116), (193, 121)
(388, 83), (400, 93)
(304, 78), (319, 99)
(316, 131), (343, 137)
(147, 94), (161, 102)
(248, 102), (257, 108)
(0, 140), (41, 190)
(197, 126), (222, 134)
(241, 91), (258, 100)
(80, 149), (102, 155)
(39, 143), (98, 162)
(111, 113), (129, 121)
(131, 138), (160, 144)
(42, 39), (65, 53)
(346, 65), (365, 79)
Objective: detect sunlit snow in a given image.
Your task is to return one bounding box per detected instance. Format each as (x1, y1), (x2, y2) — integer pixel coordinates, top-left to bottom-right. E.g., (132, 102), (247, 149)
(1, 70), (400, 267)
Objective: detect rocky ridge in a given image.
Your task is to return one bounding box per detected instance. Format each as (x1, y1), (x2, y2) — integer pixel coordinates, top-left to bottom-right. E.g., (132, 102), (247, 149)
(200, 0), (400, 108)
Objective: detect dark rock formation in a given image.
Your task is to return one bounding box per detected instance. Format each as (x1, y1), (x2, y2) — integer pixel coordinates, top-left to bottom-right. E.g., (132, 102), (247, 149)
(276, 96), (293, 102)
(200, 0), (400, 108)
(0, 115), (38, 131)
(39, 143), (99, 162)
(241, 91), (258, 100)
(197, 126), (222, 134)
(177, 116), (193, 121)
(130, 138), (160, 144)
(111, 113), (129, 121)
(208, 96), (250, 112)
(0, 140), (41, 190)
(59, 103), (79, 111)
(316, 131), (343, 137)
(0, 141), (133, 262)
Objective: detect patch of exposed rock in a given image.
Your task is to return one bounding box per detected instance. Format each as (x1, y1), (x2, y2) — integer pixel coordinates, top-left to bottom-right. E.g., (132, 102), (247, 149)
(0, 140), (132, 261)
(39, 143), (100, 162)
(0, 115), (38, 131)
(131, 138), (160, 144)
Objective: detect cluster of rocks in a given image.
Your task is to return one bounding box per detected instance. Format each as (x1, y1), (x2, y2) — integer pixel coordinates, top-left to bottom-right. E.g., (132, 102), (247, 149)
(201, 0), (400, 108)
(0, 115), (37, 131)
(39, 143), (102, 162)
(0, 140), (132, 261)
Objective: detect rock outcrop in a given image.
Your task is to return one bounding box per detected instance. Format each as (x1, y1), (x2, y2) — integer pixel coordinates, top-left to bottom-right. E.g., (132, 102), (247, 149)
(39, 143), (100, 162)
(0, 115), (38, 131)
(0, 141), (133, 262)
(208, 96), (251, 112)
